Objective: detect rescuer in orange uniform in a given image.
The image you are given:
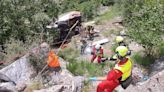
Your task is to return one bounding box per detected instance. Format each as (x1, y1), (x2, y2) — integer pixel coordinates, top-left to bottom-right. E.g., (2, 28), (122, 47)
(40, 42), (61, 73)
(47, 50), (61, 72)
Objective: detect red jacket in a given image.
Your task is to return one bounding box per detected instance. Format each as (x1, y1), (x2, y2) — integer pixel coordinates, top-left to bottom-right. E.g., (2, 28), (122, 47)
(92, 47), (103, 57)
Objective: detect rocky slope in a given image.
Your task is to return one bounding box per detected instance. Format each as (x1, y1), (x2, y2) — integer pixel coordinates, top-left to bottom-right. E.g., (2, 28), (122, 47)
(0, 46), (84, 92)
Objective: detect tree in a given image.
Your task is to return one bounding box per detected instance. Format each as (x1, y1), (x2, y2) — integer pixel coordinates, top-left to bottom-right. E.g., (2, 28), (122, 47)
(0, 0), (59, 51)
(120, 0), (164, 57)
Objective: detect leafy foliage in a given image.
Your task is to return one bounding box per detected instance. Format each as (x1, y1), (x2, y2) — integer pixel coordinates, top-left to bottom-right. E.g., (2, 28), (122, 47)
(132, 52), (155, 67)
(0, 0), (112, 58)
(0, 0), (58, 42)
(67, 61), (104, 76)
(59, 0), (102, 20)
(118, 0), (164, 57)
(95, 5), (120, 23)
(0, 0), (59, 61)
(58, 47), (111, 77)
(101, 0), (115, 6)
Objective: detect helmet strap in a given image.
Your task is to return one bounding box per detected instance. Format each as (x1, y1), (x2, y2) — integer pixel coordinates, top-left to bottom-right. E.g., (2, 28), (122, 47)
(118, 55), (126, 61)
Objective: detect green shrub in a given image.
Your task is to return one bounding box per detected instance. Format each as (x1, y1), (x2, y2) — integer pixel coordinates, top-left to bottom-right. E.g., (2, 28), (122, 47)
(29, 54), (46, 73)
(58, 47), (80, 62)
(3, 37), (40, 62)
(0, 0), (58, 49)
(66, 61), (85, 76)
(59, 0), (102, 20)
(0, 53), (6, 61)
(66, 60), (107, 76)
(4, 39), (28, 62)
(132, 52), (155, 66)
(111, 44), (118, 52)
(159, 43), (164, 57)
(95, 5), (121, 23)
(119, 0), (164, 56)
(101, 0), (115, 6)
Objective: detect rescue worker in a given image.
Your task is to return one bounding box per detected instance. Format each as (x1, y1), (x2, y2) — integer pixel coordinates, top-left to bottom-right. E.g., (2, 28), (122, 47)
(40, 42), (61, 74)
(116, 36), (131, 56)
(87, 25), (94, 40)
(47, 50), (61, 73)
(80, 38), (87, 55)
(95, 46), (133, 92)
(116, 36), (126, 46)
(91, 44), (104, 63)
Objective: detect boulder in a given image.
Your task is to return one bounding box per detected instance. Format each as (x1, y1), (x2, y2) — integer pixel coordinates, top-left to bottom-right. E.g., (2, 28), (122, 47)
(0, 55), (37, 85)
(150, 57), (164, 75)
(0, 82), (16, 92)
(33, 85), (64, 92)
(0, 45), (84, 92)
(123, 69), (164, 92)
(34, 69), (84, 92)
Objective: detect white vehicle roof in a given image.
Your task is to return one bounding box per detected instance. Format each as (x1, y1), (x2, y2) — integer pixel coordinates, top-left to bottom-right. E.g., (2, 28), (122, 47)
(58, 11), (81, 22)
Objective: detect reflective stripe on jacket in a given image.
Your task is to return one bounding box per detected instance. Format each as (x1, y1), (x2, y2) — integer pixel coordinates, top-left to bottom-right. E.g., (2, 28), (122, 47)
(114, 58), (132, 81)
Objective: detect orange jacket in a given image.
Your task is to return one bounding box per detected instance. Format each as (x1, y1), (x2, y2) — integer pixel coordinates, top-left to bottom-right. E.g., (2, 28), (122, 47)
(47, 50), (60, 67)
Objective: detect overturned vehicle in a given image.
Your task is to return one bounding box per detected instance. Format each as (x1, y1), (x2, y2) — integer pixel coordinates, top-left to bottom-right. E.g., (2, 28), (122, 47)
(47, 11), (82, 44)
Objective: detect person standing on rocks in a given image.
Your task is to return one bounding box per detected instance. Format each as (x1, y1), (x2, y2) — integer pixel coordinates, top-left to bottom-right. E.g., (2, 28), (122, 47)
(80, 38), (87, 55)
(40, 42), (61, 75)
(90, 46), (133, 92)
(91, 44), (104, 63)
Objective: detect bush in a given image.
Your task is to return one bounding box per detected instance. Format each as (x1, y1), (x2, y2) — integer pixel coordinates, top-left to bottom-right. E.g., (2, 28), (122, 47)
(29, 54), (46, 73)
(61, 47), (112, 77)
(111, 44), (118, 52)
(0, 0), (58, 53)
(3, 36), (40, 62)
(67, 61), (105, 76)
(102, 29), (120, 37)
(4, 39), (28, 62)
(101, 0), (115, 6)
(59, 0), (102, 20)
(132, 52), (155, 67)
(58, 47), (80, 62)
(159, 45), (164, 57)
(95, 5), (120, 23)
(119, 0), (164, 57)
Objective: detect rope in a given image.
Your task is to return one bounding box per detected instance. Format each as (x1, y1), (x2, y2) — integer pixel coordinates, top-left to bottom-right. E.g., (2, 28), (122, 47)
(36, 20), (79, 77)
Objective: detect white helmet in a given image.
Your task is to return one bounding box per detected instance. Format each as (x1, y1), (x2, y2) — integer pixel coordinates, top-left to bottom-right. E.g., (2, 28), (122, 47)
(95, 44), (101, 50)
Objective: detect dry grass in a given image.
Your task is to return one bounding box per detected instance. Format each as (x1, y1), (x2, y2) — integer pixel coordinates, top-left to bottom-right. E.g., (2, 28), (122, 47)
(24, 80), (44, 92)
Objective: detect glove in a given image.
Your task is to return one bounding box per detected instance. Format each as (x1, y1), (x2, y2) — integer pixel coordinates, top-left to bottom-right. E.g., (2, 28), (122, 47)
(91, 51), (94, 55)
(89, 77), (97, 81)
(105, 57), (109, 60)
(127, 50), (131, 56)
(101, 57), (109, 62)
(109, 57), (117, 61)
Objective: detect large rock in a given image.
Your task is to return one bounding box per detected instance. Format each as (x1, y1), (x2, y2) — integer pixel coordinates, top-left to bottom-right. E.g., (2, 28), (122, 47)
(150, 57), (164, 75)
(0, 45), (84, 92)
(33, 85), (65, 92)
(34, 69), (84, 92)
(0, 55), (36, 84)
(0, 82), (16, 92)
(119, 69), (164, 92)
